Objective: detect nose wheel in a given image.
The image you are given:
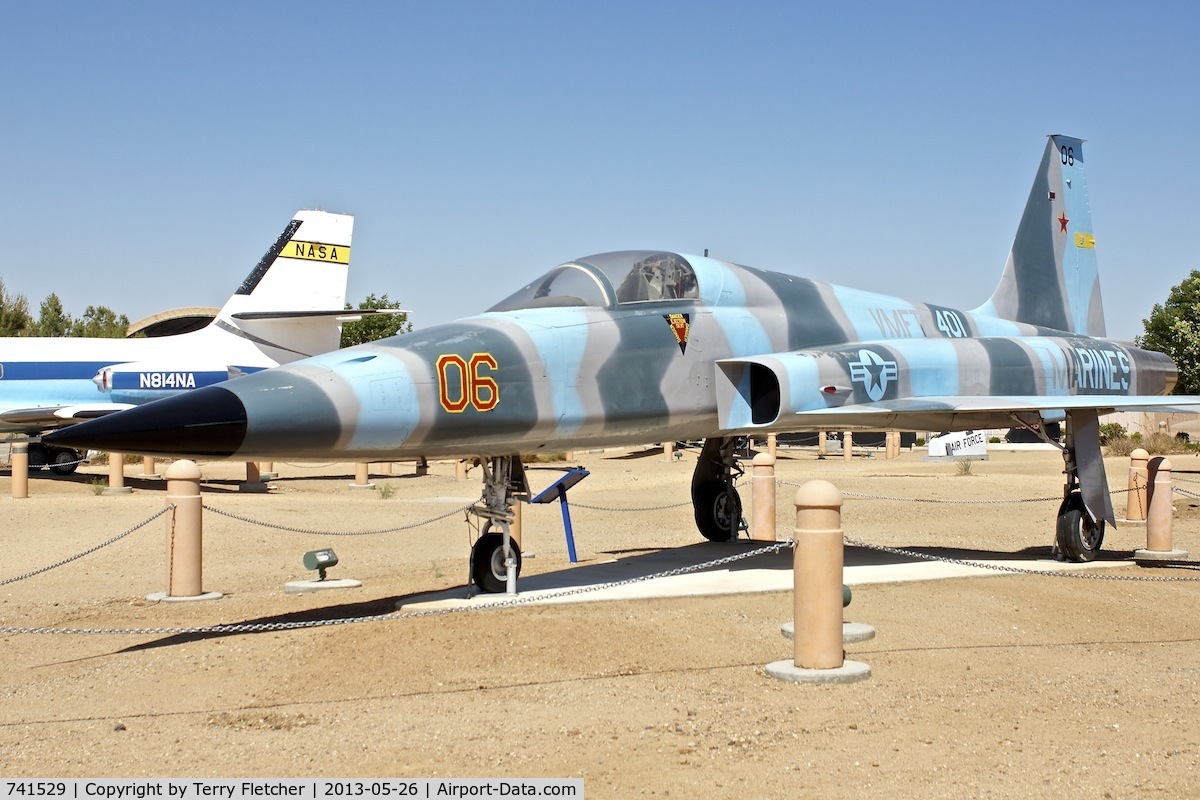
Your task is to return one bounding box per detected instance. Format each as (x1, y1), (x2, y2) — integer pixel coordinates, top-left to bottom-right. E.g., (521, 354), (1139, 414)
(471, 524), (523, 594)
(468, 455), (528, 594)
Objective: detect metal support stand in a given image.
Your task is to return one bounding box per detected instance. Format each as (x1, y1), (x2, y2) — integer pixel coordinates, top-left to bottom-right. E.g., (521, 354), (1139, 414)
(532, 467), (590, 564)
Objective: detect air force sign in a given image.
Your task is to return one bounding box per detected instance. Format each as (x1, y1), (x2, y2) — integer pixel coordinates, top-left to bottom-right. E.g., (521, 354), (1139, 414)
(848, 349), (899, 401)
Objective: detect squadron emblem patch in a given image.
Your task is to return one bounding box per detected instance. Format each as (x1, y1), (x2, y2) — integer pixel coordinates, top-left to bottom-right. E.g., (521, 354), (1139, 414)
(664, 313), (690, 354)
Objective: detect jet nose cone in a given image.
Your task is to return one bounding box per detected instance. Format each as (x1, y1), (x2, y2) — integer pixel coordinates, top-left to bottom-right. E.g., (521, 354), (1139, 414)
(43, 386), (248, 457)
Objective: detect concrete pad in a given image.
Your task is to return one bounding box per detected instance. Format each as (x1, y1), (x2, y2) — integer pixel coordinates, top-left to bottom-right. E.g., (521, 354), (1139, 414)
(285, 578), (363, 594)
(1134, 548), (1190, 562)
(781, 620), (875, 644)
(398, 541), (1138, 611)
(146, 591), (224, 603)
(765, 658), (872, 684)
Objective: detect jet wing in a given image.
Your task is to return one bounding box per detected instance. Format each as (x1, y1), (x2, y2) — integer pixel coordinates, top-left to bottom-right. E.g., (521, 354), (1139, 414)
(230, 309), (409, 321)
(776, 395), (1200, 433)
(0, 404), (135, 432)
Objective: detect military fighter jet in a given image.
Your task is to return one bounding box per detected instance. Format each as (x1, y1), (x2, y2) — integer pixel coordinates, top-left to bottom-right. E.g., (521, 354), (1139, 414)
(48, 136), (1199, 591)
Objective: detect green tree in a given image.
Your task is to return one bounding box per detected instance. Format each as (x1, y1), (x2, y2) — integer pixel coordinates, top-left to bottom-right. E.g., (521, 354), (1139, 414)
(1138, 269), (1200, 394)
(70, 305), (131, 338)
(340, 293), (412, 347)
(30, 293), (74, 337)
(0, 278), (32, 336)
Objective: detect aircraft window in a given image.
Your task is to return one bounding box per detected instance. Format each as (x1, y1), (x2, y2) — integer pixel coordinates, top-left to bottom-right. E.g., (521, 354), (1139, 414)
(579, 251), (698, 305)
(487, 263), (612, 312)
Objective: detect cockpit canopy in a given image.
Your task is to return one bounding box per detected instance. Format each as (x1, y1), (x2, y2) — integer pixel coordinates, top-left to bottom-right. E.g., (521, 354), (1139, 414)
(488, 251), (699, 313)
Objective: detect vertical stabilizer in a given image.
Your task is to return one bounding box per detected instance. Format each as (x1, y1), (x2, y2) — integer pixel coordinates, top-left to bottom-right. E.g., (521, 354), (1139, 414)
(206, 209), (354, 360)
(974, 135), (1105, 336)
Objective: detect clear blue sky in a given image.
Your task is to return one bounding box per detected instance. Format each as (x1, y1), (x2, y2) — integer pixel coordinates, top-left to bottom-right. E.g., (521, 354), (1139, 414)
(1, 1), (1196, 340)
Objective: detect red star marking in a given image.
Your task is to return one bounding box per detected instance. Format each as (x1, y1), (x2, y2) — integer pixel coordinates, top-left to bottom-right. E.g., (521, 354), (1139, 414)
(1058, 212), (1069, 233)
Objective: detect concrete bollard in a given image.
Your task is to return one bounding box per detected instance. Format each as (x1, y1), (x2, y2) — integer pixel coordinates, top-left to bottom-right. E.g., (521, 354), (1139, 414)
(139, 456), (160, 479)
(455, 459), (469, 481)
(767, 433), (777, 459)
(794, 481), (845, 668)
(11, 441), (28, 499)
(1125, 448), (1149, 522)
(842, 432), (853, 462)
(510, 493), (527, 549)
(104, 452), (132, 495)
(149, 460), (221, 602)
(350, 462), (375, 490)
(751, 452), (777, 541)
(766, 481), (870, 684)
(663, 440), (674, 462)
(818, 431), (827, 458)
(238, 460), (269, 493)
(1137, 456), (1189, 561)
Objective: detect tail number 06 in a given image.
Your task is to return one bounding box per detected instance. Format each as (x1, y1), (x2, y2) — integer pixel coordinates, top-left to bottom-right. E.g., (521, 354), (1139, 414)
(437, 353), (499, 413)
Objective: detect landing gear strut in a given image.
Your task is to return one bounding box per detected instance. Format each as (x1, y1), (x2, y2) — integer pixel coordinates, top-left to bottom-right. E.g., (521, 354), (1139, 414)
(468, 456), (528, 593)
(691, 437), (746, 542)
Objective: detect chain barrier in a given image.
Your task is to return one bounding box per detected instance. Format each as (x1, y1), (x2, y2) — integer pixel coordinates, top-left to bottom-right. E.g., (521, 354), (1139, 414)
(204, 503), (475, 536)
(1173, 485), (1200, 501)
(572, 477), (748, 513)
(781, 480), (1132, 505)
(0, 506), (171, 587)
(0, 540), (792, 636)
(573, 499), (693, 512)
(844, 537), (1200, 582)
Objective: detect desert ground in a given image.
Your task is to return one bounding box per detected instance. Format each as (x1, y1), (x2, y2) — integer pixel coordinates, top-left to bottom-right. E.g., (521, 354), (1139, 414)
(3, 444), (1200, 798)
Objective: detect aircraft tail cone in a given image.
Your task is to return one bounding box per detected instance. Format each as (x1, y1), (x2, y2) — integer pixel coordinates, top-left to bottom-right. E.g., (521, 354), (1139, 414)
(44, 386), (248, 457)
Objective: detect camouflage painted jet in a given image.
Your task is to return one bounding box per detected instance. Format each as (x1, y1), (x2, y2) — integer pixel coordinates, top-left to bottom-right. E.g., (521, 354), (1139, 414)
(48, 135), (1198, 591)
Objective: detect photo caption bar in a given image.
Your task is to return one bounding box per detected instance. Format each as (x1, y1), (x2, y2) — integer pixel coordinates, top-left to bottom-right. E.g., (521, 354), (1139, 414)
(1, 781), (583, 800)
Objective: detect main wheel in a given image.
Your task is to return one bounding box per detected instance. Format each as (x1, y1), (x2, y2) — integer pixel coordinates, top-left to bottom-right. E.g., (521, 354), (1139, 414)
(694, 480), (741, 542)
(49, 448), (81, 475)
(1056, 501), (1104, 562)
(471, 530), (522, 593)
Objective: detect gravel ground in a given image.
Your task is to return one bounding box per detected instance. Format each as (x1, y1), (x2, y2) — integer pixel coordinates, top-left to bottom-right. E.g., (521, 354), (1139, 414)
(3, 446), (1200, 798)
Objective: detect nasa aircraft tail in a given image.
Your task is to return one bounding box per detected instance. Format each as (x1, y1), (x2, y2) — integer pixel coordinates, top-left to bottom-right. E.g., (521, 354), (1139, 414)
(974, 135), (1105, 337)
(203, 209), (355, 362)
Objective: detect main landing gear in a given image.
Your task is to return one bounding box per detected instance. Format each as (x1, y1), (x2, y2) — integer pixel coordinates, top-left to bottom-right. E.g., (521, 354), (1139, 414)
(28, 443), (84, 475)
(468, 456), (528, 593)
(1052, 410), (1112, 562)
(691, 437), (747, 542)
(1022, 409), (1112, 562)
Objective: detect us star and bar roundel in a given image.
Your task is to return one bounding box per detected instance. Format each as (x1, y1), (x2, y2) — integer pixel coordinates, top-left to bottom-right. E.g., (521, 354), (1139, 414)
(664, 313), (690, 354)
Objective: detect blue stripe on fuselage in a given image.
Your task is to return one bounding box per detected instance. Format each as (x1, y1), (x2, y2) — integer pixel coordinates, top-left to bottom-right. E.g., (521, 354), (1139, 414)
(0, 361), (111, 381)
(904, 339), (960, 397)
